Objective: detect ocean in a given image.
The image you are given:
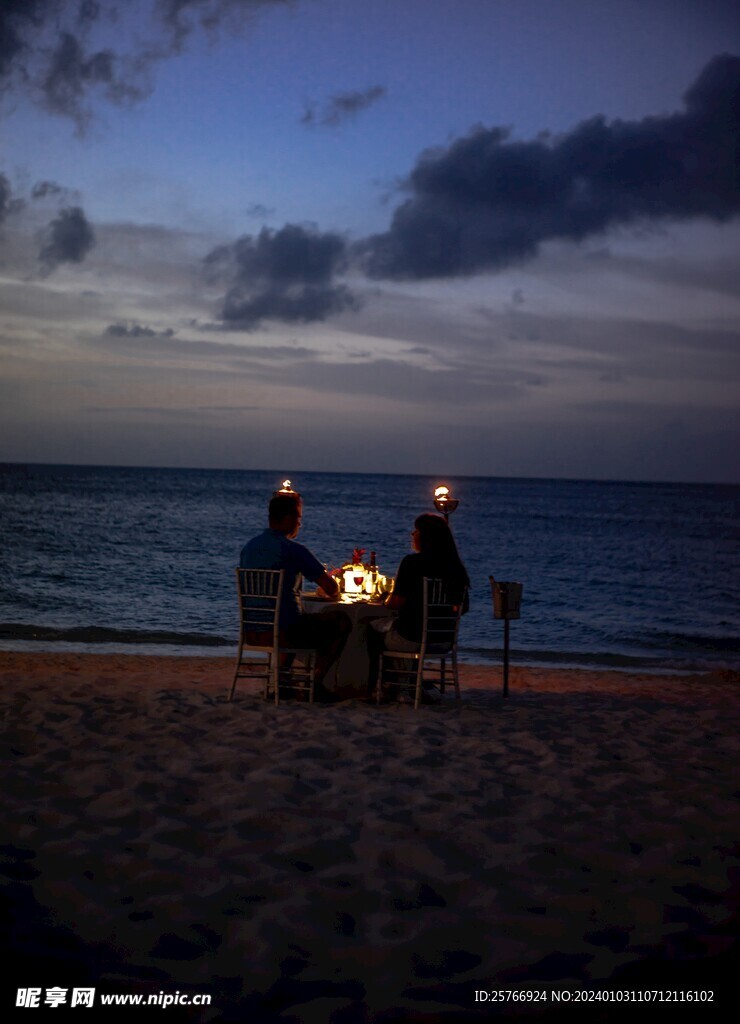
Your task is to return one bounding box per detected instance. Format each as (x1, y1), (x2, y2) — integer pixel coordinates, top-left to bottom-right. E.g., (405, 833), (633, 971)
(1, 463), (738, 673)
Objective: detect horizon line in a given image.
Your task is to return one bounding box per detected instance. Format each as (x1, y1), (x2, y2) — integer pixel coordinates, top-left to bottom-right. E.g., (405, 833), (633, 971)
(1, 459), (737, 490)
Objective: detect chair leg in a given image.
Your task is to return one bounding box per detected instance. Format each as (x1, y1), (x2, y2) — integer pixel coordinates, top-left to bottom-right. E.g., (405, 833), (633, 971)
(230, 647), (278, 703)
(452, 652), (460, 702)
(375, 654), (384, 704)
(413, 662), (424, 710)
(276, 653), (289, 705)
(376, 655), (428, 707)
(263, 653), (272, 702)
(270, 652), (317, 704)
(439, 657), (446, 694)
(272, 654), (281, 706)
(376, 653), (403, 703)
(308, 653), (316, 704)
(229, 642), (243, 701)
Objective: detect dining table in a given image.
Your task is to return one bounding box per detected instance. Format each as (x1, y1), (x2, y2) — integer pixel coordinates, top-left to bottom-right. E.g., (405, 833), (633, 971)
(302, 592), (395, 698)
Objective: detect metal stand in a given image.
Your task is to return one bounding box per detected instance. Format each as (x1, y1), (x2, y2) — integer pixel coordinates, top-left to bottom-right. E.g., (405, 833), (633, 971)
(433, 486), (458, 523)
(490, 578), (523, 698)
(503, 617), (511, 697)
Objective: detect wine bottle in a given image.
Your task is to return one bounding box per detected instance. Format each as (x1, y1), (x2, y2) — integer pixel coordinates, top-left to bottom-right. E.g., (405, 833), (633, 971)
(369, 550), (378, 594)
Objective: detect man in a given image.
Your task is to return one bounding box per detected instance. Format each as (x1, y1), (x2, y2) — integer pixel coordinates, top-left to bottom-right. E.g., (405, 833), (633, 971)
(239, 491), (350, 699)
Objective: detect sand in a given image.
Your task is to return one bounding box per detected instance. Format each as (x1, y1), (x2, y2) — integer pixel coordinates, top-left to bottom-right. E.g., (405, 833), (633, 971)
(1, 651), (738, 1022)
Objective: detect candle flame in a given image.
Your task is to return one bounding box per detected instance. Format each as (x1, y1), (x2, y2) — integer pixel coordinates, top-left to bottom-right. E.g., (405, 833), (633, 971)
(281, 479), (292, 491)
(434, 485), (449, 498)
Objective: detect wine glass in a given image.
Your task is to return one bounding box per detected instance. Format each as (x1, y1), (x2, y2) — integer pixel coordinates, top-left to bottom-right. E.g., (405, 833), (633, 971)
(353, 570), (364, 593)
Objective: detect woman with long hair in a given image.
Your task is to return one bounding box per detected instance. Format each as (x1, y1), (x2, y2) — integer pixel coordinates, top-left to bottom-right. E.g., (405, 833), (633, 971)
(368, 513), (469, 700)
(386, 513), (469, 643)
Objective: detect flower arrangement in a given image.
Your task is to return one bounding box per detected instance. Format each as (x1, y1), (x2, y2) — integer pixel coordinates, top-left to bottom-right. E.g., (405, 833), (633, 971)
(336, 548), (365, 572)
(327, 548), (390, 597)
(335, 548), (366, 594)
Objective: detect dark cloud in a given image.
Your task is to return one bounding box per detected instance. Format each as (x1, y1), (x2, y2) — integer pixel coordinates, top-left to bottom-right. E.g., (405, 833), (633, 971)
(39, 206), (95, 271)
(221, 284), (357, 327)
(0, 0), (290, 125)
(302, 85), (386, 127)
(362, 54), (740, 279)
(246, 202), (275, 219)
(31, 179), (66, 200)
(0, 2), (145, 126)
(0, 171), (25, 222)
(40, 31), (145, 123)
(105, 323), (175, 338)
(0, 173), (12, 221)
(1, 175), (77, 233)
(208, 223), (357, 328)
(0, 1), (46, 80)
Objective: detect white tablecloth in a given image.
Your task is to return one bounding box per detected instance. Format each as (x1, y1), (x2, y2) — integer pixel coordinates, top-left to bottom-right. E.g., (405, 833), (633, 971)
(302, 595), (394, 696)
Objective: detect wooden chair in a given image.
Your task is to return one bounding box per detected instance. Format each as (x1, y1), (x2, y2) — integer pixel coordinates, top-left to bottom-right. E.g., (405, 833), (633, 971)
(376, 577), (465, 709)
(229, 568), (316, 704)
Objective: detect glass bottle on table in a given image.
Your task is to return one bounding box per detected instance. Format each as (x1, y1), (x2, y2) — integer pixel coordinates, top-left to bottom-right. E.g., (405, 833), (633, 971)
(368, 550), (378, 596)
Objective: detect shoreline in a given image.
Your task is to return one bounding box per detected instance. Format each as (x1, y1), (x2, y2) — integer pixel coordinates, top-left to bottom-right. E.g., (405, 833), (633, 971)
(3, 651), (738, 1020)
(1, 641), (735, 677)
(1, 651), (738, 701)
(3, 647), (740, 686)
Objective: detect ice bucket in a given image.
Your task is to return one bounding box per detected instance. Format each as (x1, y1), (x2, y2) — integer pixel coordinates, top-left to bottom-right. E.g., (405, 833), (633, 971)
(491, 580), (523, 620)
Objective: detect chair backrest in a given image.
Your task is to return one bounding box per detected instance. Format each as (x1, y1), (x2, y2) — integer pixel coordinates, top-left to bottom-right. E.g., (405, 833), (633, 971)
(422, 577), (466, 655)
(235, 568), (284, 647)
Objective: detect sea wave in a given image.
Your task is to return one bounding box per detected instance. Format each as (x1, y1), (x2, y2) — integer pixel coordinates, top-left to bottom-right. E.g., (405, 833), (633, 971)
(637, 631), (740, 653)
(2, 622), (737, 675)
(461, 645), (738, 673)
(0, 623), (230, 647)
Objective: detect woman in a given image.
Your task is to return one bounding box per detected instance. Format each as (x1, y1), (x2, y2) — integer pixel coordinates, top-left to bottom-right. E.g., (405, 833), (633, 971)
(369, 513), (470, 698)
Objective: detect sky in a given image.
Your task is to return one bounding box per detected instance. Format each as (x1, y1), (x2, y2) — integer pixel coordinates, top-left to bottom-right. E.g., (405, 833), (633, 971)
(1, 0), (739, 483)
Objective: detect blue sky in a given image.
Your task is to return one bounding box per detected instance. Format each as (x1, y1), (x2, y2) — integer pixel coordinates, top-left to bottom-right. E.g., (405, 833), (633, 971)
(1, 0), (739, 481)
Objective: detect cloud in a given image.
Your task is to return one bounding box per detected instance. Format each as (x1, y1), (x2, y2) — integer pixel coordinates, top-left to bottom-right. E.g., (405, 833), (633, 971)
(105, 323), (175, 338)
(0, 171), (30, 223)
(92, 328), (319, 364)
(1, 174), (82, 249)
(39, 30), (145, 123)
(302, 85), (386, 127)
(0, 0), (291, 126)
(0, 2), (146, 126)
(30, 180), (65, 200)
(0, 1), (44, 80)
(362, 54), (740, 279)
(156, 0), (290, 44)
(39, 206), (96, 272)
(246, 202), (275, 219)
(207, 223), (358, 328)
(0, 173), (14, 222)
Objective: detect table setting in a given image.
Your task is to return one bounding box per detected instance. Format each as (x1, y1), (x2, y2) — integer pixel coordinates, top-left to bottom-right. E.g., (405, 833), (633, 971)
(303, 547), (396, 695)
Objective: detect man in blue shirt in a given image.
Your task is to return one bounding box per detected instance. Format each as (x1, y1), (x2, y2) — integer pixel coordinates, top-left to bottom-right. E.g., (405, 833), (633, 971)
(240, 491), (350, 698)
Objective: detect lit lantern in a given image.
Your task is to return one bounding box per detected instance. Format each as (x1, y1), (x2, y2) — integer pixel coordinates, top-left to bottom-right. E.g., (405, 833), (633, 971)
(343, 565), (366, 595)
(273, 478), (298, 496)
(433, 483), (459, 520)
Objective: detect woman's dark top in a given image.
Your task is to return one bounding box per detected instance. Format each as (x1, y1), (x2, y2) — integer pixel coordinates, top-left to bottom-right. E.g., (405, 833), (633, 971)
(392, 553), (468, 643)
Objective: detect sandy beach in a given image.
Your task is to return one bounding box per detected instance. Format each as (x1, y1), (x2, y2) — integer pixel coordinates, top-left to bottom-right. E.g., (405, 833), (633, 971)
(2, 651), (738, 1021)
